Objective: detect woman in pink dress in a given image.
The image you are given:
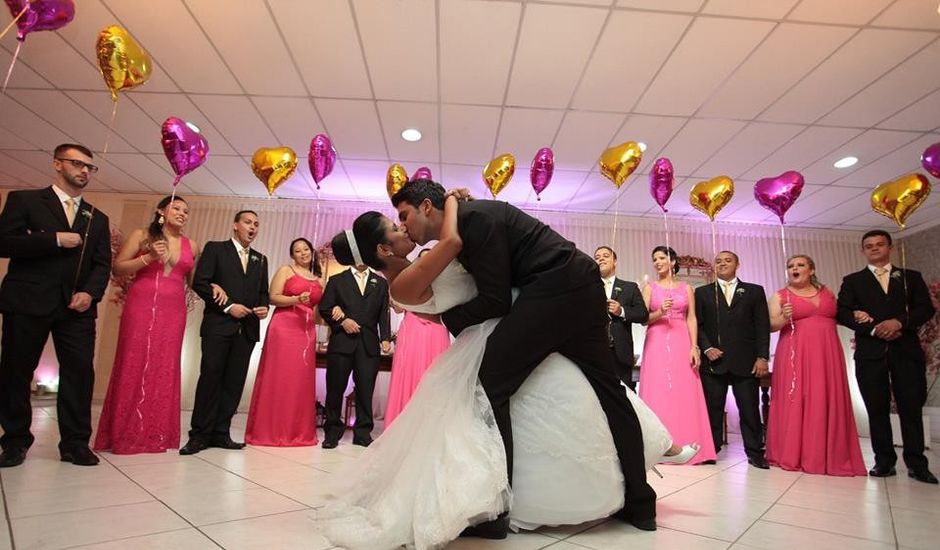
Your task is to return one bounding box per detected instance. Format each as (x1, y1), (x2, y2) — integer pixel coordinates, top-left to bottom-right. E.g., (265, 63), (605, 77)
(639, 246), (716, 464)
(95, 196), (199, 454)
(385, 251), (451, 426)
(766, 255), (866, 476)
(245, 237), (324, 446)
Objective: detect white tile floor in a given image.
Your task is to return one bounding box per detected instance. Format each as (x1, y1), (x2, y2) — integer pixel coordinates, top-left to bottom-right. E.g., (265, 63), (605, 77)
(2, 400), (940, 550)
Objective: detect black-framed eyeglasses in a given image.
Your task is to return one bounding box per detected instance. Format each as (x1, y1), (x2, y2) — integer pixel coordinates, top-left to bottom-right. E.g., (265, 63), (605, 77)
(55, 158), (99, 173)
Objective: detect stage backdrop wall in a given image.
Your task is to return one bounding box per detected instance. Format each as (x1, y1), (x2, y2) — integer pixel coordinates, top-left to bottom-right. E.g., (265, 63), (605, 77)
(2, 189), (890, 437)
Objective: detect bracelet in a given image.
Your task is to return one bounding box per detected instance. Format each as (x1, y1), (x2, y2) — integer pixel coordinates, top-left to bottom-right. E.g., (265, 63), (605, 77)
(140, 255), (149, 266)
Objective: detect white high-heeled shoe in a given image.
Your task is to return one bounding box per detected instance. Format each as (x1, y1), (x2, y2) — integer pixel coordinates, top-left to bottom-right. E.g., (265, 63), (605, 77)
(659, 443), (700, 465)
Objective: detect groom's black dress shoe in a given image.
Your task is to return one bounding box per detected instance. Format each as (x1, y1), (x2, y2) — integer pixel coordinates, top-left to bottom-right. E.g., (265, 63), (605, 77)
(179, 439), (208, 455)
(209, 437), (246, 450)
(459, 514), (509, 539)
(0, 447), (28, 468)
(321, 439), (338, 449)
(868, 465), (897, 477)
(612, 508), (657, 531)
(908, 469), (939, 484)
(60, 446), (99, 466)
(748, 457), (770, 470)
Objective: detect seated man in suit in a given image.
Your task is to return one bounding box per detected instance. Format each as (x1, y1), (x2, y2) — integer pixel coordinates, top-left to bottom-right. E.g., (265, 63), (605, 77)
(594, 246), (647, 391)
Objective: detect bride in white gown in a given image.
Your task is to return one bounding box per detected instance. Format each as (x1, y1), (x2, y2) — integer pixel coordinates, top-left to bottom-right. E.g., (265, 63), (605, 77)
(312, 196), (697, 550)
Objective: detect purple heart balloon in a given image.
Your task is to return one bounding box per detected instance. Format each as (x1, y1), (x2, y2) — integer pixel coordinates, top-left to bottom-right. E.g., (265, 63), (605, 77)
(410, 166), (432, 182)
(308, 134), (336, 189)
(921, 142), (940, 179)
(754, 171), (805, 224)
(4, 0), (75, 42)
(530, 147), (554, 200)
(649, 157), (674, 212)
(161, 117), (209, 186)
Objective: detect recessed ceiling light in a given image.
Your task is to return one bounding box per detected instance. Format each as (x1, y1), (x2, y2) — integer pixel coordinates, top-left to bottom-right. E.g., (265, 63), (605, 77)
(833, 156), (858, 169)
(638, 142), (648, 152)
(401, 128), (422, 142)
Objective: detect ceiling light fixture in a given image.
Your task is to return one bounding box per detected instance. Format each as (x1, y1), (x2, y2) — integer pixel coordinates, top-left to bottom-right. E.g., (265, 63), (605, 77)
(833, 156), (858, 169)
(401, 128), (422, 142)
(638, 142), (648, 152)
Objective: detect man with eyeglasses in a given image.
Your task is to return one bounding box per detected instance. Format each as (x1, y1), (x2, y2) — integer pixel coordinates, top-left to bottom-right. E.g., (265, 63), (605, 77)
(0, 143), (112, 468)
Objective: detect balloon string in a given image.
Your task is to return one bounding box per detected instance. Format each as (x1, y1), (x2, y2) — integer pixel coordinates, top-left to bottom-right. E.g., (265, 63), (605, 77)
(312, 187), (322, 248)
(779, 223), (797, 403)
(71, 206), (96, 293)
(0, 3), (29, 43)
(901, 238), (910, 323)
(611, 192), (621, 252)
(711, 221), (721, 348)
(2, 41), (23, 94)
(102, 100), (118, 155)
(136, 263), (161, 434)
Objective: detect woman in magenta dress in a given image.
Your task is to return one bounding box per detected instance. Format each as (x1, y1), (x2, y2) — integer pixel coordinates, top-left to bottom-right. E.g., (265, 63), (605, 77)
(95, 196), (199, 454)
(639, 246), (716, 464)
(385, 250), (451, 426)
(766, 255), (866, 476)
(245, 237), (324, 446)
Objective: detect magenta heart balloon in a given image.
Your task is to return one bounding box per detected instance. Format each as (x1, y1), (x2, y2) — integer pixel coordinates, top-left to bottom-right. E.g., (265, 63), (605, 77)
(754, 171), (805, 224)
(161, 117), (209, 186)
(921, 142), (940, 179)
(649, 157), (674, 212)
(308, 134), (336, 189)
(411, 166), (433, 181)
(530, 147), (554, 200)
(4, 0), (75, 41)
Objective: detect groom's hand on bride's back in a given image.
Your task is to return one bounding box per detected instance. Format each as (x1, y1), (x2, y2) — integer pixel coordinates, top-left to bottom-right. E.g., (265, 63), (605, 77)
(445, 188), (473, 201)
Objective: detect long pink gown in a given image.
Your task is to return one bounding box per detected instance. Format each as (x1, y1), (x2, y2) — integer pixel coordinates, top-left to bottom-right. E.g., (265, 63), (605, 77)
(94, 238), (194, 454)
(766, 287), (866, 476)
(245, 273), (323, 446)
(639, 281), (717, 464)
(384, 311), (451, 426)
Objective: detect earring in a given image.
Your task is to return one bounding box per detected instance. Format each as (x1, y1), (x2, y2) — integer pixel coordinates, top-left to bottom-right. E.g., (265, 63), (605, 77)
(386, 251), (394, 257)
(158, 215), (165, 225)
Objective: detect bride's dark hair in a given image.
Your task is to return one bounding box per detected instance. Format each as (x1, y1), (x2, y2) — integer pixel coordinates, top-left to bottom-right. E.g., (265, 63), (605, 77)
(331, 211), (388, 270)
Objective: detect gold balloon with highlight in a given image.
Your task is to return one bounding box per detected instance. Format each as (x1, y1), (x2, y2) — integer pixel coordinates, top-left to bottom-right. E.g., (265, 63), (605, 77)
(96, 25), (152, 101)
(871, 173), (931, 229)
(251, 147), (298, 196)
(690, 176), (735, 221)
(386, 163), (409, 199)
(599, 141), (643, 189)
(483, 153), (515, 197)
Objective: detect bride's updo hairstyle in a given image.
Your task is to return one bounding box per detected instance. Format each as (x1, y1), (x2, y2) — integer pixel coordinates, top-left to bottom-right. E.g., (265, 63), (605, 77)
(331, 211), (389, 270)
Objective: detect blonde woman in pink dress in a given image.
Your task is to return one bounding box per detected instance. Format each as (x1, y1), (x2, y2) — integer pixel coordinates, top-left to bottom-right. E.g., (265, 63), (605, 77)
(639, 246), (717, 465)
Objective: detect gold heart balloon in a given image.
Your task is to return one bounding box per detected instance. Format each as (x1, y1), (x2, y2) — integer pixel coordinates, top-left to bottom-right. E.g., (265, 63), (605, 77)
(871, 173), (931, 229)
(251, 147), (298, 196)
(386, 163), (409, 199)
(599, 141), (643, 189)
(690, 176), (735, 221)
(483, 153), (515, 197)
(96, 25), (152, 101)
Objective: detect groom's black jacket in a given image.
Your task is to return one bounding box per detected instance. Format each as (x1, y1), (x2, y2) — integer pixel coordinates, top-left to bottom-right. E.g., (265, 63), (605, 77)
(440, 200), (597, 336)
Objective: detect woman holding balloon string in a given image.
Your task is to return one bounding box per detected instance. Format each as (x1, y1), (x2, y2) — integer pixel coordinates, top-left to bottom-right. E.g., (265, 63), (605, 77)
(95, 196), (205, 454)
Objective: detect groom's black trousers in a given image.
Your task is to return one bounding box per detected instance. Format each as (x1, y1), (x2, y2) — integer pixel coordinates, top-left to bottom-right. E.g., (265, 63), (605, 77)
(478, 280), (657, 521)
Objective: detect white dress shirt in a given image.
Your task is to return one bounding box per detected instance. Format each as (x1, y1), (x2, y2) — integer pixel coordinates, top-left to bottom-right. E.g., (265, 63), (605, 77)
(52, 184), (82, 247)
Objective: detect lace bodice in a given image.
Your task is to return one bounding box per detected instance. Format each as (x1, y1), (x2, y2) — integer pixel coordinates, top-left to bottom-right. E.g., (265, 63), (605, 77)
(406, 260), (479, 315)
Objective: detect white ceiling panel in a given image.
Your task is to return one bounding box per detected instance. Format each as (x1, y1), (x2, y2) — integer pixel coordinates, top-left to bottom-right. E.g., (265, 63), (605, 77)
(568, 172), (646, 214)
(573, 11), (691, 112)
(702, 0), (800, 19)
(441, 163), (489, 199)
(787, 0), (893, 26)
(531, 169), (589, 207)
(878, 89), (940, 131)
(353, 0), (436, 101)
(799, 129), (922, 186)
(440, 105), (501, 165)
(0, 152), (56, 188)
(104, 0), (240, 94)
(251, 97), (325, 158)
(1, 33), (109, 91)
(0, 168), (30, 189)
(0, 45), (52, 89)
(759, 29), (935, 124)
(99, 152), (170, 193)
(377, 102), (439, 164)
(342, 160), (389, 201)
(831, 134), (939, 188)
(720, 196), (775, 223)
(871, 0), (940, 30)
(315, 99), (387, 161)
(0, 98), (71, 150)
(494, 108), (565, 162)
(777, 184), (866, 224)
(802, 189), (882, 226)
(636, 17), (774, 116)
(611, 115), (687, 174)
(506, 3), (608, 109)
(700, 23), (855, 119)
(66, 91), (162, 154)
(616, 0), (705, 12)
(204, 156), (265, 197)
(144, 154), (231, 197)
(7, 90), (134, 153)
(129, 93), (236, 155)
(657, 118), (748, 177)
(0, 127), (38, 151)
(269, 0), (372, 99)
(742, 126), (863, 180)
(440, 0), (520, 105)
(189, 95), (278, 156)
(552, 111), (625, 171)
(694, 122), (806, 178)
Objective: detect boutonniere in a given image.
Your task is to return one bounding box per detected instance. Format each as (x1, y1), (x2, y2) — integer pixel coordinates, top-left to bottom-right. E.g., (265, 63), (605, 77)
(368, 277), (378, 286)
(249, 254), (261, 263)
(614, 286), (623, 293)
(735, 287), (746, 295)
(80, 209), (93, 220)
(890, 271), (902, 280)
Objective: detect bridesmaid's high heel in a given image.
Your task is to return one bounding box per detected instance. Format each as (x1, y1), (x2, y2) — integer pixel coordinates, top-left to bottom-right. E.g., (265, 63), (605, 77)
(659, 443), (700, 465)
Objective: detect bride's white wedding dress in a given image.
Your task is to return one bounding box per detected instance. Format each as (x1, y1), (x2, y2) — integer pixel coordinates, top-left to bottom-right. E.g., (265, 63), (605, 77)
(312, 261), (671, 550)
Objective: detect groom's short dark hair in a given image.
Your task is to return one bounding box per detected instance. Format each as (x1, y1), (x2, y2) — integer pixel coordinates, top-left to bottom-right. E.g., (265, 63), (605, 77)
(391, 179), (445, 210)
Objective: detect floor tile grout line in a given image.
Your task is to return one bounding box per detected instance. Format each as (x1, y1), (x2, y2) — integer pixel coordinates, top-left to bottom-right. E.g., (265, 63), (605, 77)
(884, 476), (902, 549)
(187, 453), (322, 511)
(0, 473), (16, 550)
(724, 470), (804, 547)
(760, 517), (899, 547)
(56, 526), (195, 550)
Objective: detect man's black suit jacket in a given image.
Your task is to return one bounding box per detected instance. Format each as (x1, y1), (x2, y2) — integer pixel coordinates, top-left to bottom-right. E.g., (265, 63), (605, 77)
(695, 280), (771, 376)
(192, 240), (269, 342)
(319, 269), (391, 356)
(0, 187), (111, 317)
(609, 278), (648, 366)
(837, 267), (935, 363)
(440, 200), (597, 336)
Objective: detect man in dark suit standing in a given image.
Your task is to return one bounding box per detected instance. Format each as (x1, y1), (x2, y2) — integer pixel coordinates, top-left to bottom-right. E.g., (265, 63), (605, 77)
(695, 251), (770, 469)
(837, 230), (937, 484)
(594, 246), (647, 391)
(319, 259), (391, 449)
(393, 180), (657, 535)
(0, 144), (111, 468)
(180, 210), (269, 455)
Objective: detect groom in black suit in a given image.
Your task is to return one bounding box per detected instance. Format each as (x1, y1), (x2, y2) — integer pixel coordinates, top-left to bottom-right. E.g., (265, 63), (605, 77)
(837, 230), (937, 484)
(694, 251), (770, 469)
(0, 144), (111, 468)
(393, 180), (657, 534)
(181, 210), (269, 455)
(594, 246), (647, 390)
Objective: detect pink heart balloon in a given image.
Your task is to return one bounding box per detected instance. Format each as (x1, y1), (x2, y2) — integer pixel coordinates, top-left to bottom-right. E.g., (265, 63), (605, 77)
(754, 171), (805, 224)
(921, 142), (940, 179)
(161, 117), (209, 186)
(4, 0), (74, 41)
(308, 134), (336, 189)
(411, 166), (433, 181)
(530, 147), (554, 200)
(649, 157), (674, 212)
